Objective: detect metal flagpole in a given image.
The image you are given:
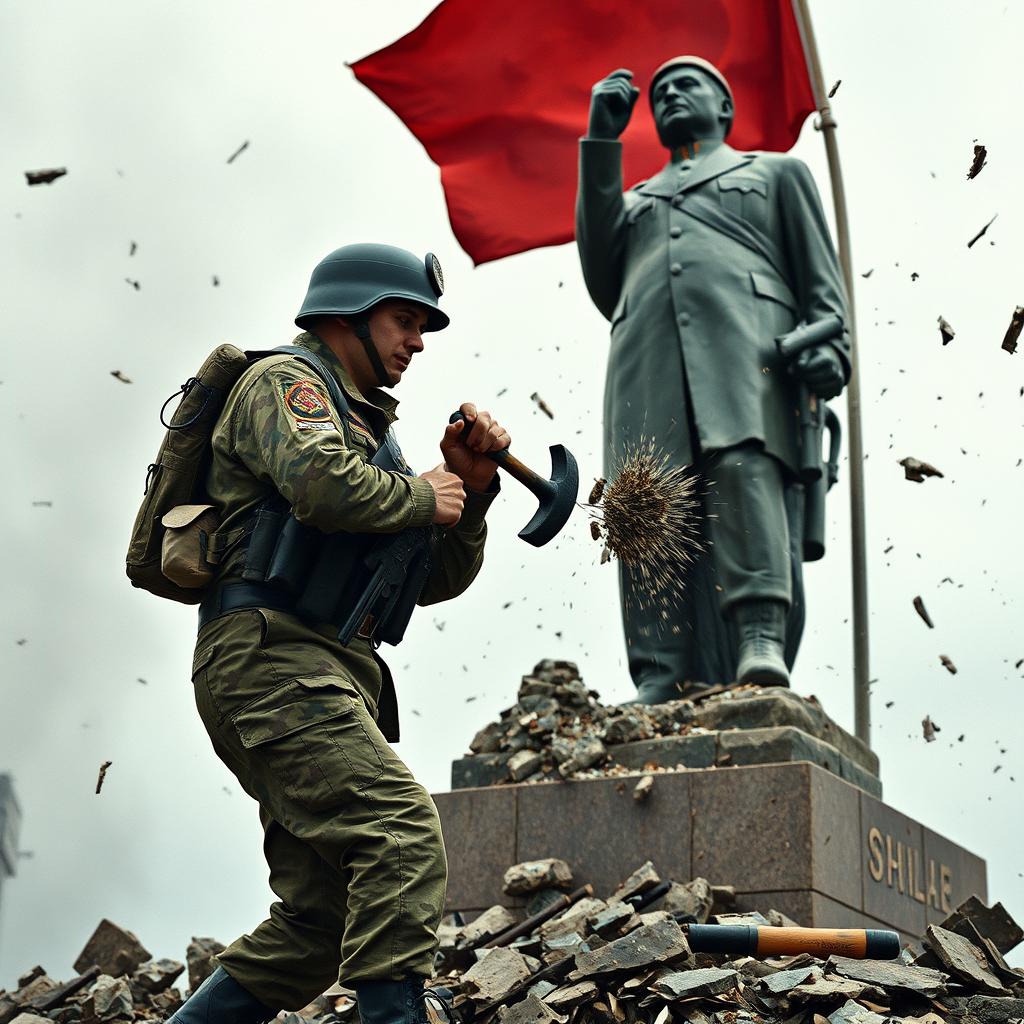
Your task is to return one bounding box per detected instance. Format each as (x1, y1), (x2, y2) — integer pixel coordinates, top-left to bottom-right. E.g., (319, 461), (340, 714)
(790, 0), (871, 747)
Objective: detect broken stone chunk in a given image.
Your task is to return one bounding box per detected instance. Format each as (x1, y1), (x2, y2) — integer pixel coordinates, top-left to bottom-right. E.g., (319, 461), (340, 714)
(1002, 306), (1024, 355)
(461, 905), (518, 946)
(569, 919), (689, 981)
(609, 861), (661, 903)
(650, 967), (738, 998)
(496, 993), (566, 1024)
(185, 937), (226, 994)
(545, 980), (599, 1010)
(925, 924), (1008, 994)
(130, 959), (185, 995)
(503, 859), (574, 896)
(557, 737), (606, 777)
(899, 457), (944, 483)
(73, 920), (151, 976)
(463, 948), (535, 1003)
(540, 898), (608, 940)
(827, 956), (947, 997)
(632, 776), (653, 802)
(86, 975), (133, 1021)
(508, 750), (545, 782)
(661, 878), (713, 923)
(588, 902), (640, 938)
(941, 896), (1024, 955)
(827, 1000), (887, 1024)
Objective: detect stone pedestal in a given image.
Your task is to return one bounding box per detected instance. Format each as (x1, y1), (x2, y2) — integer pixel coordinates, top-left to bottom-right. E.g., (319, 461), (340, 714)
(434, 761), (986, 944)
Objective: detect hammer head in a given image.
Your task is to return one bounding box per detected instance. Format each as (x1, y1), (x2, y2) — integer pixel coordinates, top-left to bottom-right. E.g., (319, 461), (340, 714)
(518, 444), (579, 547)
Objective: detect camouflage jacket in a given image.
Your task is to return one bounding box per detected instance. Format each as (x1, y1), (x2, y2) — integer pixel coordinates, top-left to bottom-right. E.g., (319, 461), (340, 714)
(202, 331), (497, 739)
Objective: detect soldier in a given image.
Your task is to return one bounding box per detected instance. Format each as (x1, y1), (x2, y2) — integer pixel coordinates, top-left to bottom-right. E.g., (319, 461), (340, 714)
(171, 244), (509, 1024)
(576, 57), (850, 701)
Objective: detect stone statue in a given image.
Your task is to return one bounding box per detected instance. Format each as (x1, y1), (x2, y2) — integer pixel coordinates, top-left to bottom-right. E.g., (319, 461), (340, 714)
(575, 56), (850, 702)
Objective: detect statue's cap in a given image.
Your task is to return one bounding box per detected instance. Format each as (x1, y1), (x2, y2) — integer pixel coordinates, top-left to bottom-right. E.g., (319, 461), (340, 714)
(648, 56), (735, 108)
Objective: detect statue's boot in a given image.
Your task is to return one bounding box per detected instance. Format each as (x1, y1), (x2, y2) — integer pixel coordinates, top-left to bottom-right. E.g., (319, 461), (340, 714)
(167, 966), (277, 1024)
(357, 977), (456, 1024)
(634, 679), (687, 704)
(733, 601), (790, 687)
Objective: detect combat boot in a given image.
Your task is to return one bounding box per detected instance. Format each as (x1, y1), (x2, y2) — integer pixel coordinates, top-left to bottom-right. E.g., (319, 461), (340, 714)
(732, 600), (790, 687)
(167, 966), (277, 1024)
(357, 977), (457, 1024)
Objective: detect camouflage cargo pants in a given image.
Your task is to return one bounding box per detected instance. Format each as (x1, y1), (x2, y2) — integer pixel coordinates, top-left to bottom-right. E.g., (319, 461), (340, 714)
(190, 607), (448, 1011)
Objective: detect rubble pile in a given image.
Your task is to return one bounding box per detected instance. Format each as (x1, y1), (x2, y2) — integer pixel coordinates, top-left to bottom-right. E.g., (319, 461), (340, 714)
(2, 868), (1021, 1024)
(460, 660), (853, 787)
(433, 860), (1024, 1024)
(0, 921), (223, 1024)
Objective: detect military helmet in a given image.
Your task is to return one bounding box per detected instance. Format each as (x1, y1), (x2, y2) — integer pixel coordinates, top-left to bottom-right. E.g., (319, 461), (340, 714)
(649, 56), (735, 135)
(296, 243), (449, 332)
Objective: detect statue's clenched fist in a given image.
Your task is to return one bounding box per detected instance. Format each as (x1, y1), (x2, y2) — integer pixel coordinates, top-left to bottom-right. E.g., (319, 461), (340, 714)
(588, 68), (641, 141)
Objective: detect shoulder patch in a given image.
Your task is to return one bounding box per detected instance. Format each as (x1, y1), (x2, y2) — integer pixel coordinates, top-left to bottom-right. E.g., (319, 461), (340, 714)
(284, 380), (332, 421)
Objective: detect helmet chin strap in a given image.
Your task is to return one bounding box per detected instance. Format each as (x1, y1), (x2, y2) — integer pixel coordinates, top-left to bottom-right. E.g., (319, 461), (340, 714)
(352, 316), (392, 388)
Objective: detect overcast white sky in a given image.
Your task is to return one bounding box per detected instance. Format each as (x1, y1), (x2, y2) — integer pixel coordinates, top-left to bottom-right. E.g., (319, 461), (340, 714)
(1, 0), (1022, 986)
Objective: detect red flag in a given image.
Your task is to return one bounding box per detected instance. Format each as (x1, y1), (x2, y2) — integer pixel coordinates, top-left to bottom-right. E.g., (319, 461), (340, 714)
(351, 1), (816, 265)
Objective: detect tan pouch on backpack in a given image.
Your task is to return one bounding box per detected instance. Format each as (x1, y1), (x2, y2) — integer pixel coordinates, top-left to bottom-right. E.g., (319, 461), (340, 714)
(160, 504), (220, 588)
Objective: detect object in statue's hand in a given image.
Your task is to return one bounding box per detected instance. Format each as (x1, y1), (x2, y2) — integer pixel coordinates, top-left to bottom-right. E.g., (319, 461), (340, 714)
(588, 478), (606, 505)
(922, 715), (940, 742)
(967, 144), (987, 180)
(938, 316), (956, 346)
(967, 213), (997, 248)
(25, 167), (67, 185)
(1001, 306), (1023, 354)
(794, 344), (844, 399)
(913, 596), (934, 629)
(939, 654), (958, 675)
(589, 441), (700, 597)
(899, 457), (944, 483)
(530, 392), (555, 419)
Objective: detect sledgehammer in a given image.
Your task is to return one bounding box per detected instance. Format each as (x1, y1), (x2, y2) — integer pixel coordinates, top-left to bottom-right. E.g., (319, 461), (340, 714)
(449, 411), (579, 547)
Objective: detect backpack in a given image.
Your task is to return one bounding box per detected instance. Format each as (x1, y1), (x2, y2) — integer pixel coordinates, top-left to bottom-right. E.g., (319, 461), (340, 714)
(125, 343), (350, 605)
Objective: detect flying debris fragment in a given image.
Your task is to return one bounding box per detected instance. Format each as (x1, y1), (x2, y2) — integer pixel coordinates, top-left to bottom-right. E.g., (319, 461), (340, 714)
(861, 268), (874, 278)
(827, 79), (841, 98)
(967, 214), (997, 248)
(913, 596), (934, 628)
(31, 501), (53, 508)
(530, 392), (555, 419)
(129, 241), (138, 256)
(899, 457), (944, 482)
(125, 278), (141, 291)
(212, 275), (220, 287)
(96, 760), (113, 794)
(588, 478), (606, 505)
(937, 316), (955, 346)
(25, 167), (67, 185)
(967, 144), (988, 180)
(111, 370), (133, 384)
(590, 521), (602, 541)
(922, 716), (940, 742)
(226, 140), (250, 164)
(1001, 306), (1023, 354)
(939, 654), (958, 675)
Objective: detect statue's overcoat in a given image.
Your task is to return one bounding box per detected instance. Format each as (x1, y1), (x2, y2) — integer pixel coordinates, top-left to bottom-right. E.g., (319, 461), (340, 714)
(575, 139), (849, 478)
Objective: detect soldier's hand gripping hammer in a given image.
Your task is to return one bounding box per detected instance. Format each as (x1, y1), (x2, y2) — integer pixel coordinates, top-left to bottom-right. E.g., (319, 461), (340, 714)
(449, 411), (579, 546)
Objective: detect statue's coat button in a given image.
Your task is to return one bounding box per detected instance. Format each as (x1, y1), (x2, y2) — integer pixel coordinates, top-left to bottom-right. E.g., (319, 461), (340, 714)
(670, 225), (682, 238)
(670, 262), (682, 275)
(678, 312), (690, 326)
